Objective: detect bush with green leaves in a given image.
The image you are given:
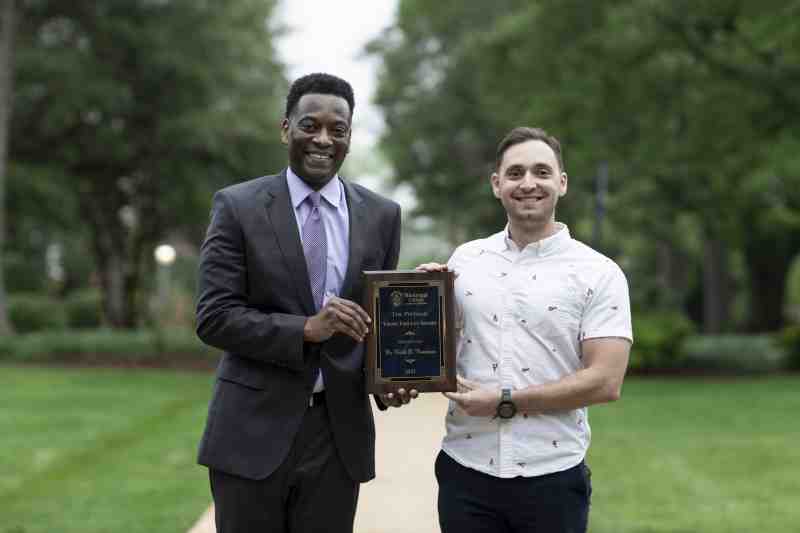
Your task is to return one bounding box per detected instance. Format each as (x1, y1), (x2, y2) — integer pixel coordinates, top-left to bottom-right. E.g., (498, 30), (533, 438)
(64, 288), (104, 329)
(7, 293), (67, 333)
(0, 328), (218, 365)
(680, 334), (787, 374)
(0, 334), (11, 358)
(630, 310), (696, 370)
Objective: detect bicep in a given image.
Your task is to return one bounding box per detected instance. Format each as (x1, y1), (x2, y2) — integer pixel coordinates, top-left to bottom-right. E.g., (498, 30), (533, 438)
(581, 337), (631, 381)
(199, 194), (247, 289)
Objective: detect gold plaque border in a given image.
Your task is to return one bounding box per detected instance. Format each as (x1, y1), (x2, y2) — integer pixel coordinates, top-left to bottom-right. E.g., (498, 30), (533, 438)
(363, 270), (457, 394)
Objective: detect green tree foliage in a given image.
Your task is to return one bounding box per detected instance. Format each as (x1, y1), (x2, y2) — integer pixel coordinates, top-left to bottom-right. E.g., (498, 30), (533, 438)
(0, 0), (16, 335)
(370, 0), (800, 331)
(10, 0), (287, 327)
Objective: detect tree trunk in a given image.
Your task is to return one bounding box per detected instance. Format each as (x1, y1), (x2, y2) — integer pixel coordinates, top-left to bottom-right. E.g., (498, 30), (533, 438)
(96, 247), (140, 329)
(0, 0), (16, 336)
(744, 236), (797, 332)
(746, 259), (790, 332)
(655, 240), (691, 309)
(82, 184), (143, 330)
(701, 233), (731, 333)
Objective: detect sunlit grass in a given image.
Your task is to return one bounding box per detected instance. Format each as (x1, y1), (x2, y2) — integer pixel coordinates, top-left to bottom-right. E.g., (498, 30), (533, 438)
(588, 377), (800, 533)
(2, 366), (798, 533)
(1, 365), (214, 533)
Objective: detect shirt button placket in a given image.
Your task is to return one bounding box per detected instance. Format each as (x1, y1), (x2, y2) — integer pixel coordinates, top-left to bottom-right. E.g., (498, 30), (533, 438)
(498, 267), (515, 476)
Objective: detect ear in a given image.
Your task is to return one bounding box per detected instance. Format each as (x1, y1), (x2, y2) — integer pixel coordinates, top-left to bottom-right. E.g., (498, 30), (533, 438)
(558, 172), (568, 197)
(490, 172), (502, 199)
(280, 118), (289, 145)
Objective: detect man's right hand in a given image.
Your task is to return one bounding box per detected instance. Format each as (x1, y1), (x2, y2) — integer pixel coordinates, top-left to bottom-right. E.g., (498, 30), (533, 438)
(415, 262), (448, 272)
(304, 296), (372, 343)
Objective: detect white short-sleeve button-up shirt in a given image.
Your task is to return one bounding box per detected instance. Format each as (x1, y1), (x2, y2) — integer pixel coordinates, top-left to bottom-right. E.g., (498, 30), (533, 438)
(442, 224), (633, 478)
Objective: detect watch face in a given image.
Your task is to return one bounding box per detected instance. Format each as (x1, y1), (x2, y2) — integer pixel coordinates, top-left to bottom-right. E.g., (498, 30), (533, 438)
(497, 402), (516, 419)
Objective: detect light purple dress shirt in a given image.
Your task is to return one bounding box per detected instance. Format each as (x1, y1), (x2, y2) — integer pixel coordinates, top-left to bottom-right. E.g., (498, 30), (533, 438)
(286, 167), (350, 391)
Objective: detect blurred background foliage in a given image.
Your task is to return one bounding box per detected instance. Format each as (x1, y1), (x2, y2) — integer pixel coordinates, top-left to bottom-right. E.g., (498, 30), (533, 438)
(0, 0), (798, 373)
(365, 0), (800, 370)
(0, 4), (798, 532)
(3, 0), (287, 330)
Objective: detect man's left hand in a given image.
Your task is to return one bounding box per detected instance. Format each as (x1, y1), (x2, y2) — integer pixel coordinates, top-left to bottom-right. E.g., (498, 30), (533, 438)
(380, 388), (419, 408)
(444, 376), (500, 417)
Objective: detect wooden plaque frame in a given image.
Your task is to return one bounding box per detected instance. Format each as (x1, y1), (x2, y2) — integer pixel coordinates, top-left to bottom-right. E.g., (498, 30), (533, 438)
(363, 270), (456, 394)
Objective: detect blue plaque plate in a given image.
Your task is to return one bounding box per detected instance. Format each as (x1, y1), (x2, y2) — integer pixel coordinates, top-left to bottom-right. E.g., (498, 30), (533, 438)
(363, 271), (456, 393)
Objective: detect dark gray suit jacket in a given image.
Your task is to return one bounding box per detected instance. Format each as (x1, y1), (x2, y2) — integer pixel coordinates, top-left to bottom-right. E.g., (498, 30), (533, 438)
(195, 171), (401, 482)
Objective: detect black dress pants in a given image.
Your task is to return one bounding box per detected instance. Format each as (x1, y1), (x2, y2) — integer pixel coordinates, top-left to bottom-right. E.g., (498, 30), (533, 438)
(436, 450), (591, 533)
(209, 402), (359, 533)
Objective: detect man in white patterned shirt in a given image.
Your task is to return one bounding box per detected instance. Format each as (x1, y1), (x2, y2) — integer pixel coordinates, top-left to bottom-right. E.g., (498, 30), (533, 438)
(418, 126), (632, 533)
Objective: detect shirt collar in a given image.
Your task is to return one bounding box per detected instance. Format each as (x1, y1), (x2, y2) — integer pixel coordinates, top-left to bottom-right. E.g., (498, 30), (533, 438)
(485, 223), (571, 257)
(286, 167), (344, 209)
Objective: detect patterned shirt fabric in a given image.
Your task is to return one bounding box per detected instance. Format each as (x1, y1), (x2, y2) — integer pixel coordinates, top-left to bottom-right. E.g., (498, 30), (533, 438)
(442, 224), (633, 478)
(287, 167), (350, 392)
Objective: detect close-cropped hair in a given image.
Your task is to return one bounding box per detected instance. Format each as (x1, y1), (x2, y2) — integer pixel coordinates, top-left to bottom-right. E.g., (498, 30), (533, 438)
(285, 73), (355, 118)
(495, 127), (565, 173)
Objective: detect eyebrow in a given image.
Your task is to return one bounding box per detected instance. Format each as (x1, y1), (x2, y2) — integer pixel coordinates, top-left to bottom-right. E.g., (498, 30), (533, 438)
(505, 162), (554, 172)
(298, 114), (349, 126)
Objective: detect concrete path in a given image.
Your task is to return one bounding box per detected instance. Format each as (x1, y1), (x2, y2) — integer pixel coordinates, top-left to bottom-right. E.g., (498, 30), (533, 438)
(187, 394), (448, 533)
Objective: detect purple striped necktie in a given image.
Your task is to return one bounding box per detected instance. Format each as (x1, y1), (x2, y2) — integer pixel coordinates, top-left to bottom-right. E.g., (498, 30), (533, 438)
(302, 192), (327, 311)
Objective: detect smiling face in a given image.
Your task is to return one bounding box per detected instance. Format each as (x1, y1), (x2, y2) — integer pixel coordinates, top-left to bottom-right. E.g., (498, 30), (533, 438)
(491, 139), (568, 237)
(281, 93), (352, 189)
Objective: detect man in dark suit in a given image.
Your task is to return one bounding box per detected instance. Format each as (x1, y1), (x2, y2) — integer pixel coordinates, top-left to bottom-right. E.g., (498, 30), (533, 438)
(195, 73), (412, 533)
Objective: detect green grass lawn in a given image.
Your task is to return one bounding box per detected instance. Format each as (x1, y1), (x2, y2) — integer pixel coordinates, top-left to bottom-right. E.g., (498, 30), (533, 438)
(587, 376), (800, 533)
(1, 365), (214, 533)
(2, 367), (798, 533)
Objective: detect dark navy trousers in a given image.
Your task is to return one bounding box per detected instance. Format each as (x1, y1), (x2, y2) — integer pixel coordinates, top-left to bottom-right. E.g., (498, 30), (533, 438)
(436, 450), (592, 533)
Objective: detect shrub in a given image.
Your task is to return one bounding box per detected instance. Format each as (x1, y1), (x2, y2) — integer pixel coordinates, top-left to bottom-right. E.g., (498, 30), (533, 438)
(778, 325), (800, 370)
(0, 328), (218, 365)
(630, 311), (696, 370)
(8, 293), (67, 333)
(680, 334), (786, 374)
(0, 334), (11, 358)
(64, 288), (104, 329)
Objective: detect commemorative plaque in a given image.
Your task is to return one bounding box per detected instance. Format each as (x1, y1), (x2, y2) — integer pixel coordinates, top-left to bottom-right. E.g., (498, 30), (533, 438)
(363, 270), (456, 394)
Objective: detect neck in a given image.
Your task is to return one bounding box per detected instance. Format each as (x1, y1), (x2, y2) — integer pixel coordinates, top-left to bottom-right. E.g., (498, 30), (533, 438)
(290, 166), (336, 191)
(508, 219), (559, 249)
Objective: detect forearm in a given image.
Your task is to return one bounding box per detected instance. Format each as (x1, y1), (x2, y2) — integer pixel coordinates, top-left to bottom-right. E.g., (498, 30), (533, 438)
(515, 337), (630, 413)
(513, 365), (623, 414)
(196, 301), (307, 371)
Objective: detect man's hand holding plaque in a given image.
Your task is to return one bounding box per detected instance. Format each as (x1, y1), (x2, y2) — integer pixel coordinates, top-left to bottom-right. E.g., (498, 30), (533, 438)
(303, 295), (372, 343)
(380, 388), (419, 408)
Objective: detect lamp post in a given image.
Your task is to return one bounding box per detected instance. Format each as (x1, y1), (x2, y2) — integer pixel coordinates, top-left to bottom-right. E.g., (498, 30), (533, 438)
(153, 244), (176, 322)
(153, 244), (176, 354)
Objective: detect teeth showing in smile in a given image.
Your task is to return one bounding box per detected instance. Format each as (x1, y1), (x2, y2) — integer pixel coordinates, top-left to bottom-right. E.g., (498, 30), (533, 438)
(308, 153), (331, 161)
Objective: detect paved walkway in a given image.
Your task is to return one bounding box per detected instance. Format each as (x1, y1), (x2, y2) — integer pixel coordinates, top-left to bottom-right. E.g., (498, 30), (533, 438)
(187, 394), (448, 533)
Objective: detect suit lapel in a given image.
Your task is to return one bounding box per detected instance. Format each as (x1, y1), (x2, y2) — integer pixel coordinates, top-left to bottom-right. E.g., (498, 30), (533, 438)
(341, 179), (366, 299)
(263, 171), (316, 315)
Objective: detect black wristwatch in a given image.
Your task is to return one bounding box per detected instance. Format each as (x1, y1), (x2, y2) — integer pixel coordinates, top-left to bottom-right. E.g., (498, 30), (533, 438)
(496, 388), (517, 419)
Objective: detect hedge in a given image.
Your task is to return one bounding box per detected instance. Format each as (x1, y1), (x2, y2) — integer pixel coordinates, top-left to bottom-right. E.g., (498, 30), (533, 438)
(680, 334), (787, 374)
(0, 328), (219, 366)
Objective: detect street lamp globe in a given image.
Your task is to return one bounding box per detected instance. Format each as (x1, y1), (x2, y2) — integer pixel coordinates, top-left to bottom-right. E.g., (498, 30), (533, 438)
(154, 244), (177, 266)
